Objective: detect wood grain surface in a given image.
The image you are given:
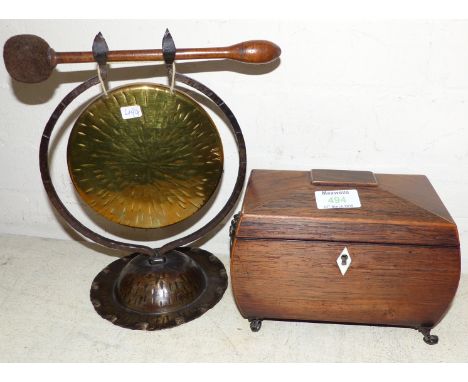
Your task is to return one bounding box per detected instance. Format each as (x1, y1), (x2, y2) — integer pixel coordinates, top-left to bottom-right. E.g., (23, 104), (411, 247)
(237, 170), (458, 246)
(231, 169), (461, 328)
(53, 40), (281, 64)
(231, 239), (460, 327)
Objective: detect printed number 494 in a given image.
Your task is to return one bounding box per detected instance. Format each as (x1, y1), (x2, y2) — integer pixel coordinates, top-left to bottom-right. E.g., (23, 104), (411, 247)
(328, 196), (346, 203)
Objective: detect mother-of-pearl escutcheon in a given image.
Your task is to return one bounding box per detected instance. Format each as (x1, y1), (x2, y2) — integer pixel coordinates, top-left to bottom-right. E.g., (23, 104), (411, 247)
(337, 247), (352, 276)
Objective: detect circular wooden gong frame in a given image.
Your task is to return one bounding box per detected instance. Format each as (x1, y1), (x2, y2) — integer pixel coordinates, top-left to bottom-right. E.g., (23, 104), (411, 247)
(39, 73), (247, 258)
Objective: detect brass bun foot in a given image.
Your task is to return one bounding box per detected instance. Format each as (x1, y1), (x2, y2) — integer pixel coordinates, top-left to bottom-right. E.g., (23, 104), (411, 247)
(90, 248), (227, 330)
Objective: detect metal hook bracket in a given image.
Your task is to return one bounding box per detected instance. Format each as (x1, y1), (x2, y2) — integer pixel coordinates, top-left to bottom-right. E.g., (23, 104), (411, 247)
(93, 32), (109, 90)
(162, 29), (177, 92)
(162, 28), (176, 65)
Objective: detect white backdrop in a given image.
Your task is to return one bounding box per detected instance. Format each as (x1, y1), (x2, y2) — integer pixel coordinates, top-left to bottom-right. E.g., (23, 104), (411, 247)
(1, 19), (467, 271)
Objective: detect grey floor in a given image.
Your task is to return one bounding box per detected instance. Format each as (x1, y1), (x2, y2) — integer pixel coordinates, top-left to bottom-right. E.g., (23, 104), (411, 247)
(0, 234), (467, 362)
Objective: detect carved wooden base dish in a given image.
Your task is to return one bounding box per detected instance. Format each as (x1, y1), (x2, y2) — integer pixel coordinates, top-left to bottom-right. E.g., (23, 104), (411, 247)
(90, 247), (227, 330)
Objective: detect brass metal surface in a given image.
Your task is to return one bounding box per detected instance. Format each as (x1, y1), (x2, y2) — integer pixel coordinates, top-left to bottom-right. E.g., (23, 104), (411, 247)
(67, 83), (223, 228)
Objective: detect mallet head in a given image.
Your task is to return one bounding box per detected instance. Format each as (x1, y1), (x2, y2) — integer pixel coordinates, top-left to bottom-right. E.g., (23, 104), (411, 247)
(3, 34), (55, 83)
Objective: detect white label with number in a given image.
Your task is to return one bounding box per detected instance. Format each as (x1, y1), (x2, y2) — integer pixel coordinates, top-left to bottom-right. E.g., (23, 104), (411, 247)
(315, 189), (361, 209)
(120, 105), (143, 120)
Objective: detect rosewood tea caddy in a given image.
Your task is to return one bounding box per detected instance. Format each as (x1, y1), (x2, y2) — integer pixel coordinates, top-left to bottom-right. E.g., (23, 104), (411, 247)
(230, 169), (461, 344)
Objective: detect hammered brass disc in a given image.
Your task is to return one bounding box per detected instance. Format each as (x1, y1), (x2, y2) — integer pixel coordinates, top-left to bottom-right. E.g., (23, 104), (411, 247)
(67, 83), (223, 228)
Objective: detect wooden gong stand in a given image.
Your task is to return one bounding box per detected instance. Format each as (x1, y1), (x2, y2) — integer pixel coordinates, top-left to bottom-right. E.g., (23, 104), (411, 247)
(3, 29), (279, 330)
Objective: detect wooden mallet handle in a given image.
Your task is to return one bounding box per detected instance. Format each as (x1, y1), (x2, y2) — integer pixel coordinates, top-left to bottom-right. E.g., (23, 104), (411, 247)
(3, 34), (281, 83)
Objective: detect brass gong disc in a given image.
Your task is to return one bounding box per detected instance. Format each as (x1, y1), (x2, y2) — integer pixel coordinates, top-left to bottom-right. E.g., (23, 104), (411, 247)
(67, 83), (223, 228)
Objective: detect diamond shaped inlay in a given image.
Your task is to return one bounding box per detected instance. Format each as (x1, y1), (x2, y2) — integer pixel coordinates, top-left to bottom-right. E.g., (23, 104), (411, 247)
(337, 247), (352, 276)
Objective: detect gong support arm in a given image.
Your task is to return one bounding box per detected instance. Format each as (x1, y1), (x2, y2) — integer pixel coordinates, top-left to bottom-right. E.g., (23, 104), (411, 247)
(3, 34), (281, 83)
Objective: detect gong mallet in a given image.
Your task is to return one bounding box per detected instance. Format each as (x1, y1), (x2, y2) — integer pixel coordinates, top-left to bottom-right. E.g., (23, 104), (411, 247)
(3, 34), (281, 83)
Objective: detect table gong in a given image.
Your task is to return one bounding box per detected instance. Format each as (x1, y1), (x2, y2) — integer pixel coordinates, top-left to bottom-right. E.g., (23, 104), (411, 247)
(3, 29), (281, 330)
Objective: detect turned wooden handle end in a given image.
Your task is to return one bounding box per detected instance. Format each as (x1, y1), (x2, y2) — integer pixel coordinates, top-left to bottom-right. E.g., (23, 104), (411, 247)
(228, 40), (281, 64)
